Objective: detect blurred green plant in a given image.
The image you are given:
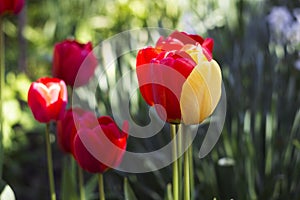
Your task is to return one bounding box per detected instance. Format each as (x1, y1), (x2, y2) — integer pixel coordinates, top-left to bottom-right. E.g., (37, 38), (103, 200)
(3, 72), (35, 151)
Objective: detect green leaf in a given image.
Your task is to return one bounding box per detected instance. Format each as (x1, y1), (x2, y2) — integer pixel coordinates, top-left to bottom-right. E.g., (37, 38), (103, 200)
(164, 183), (173, 200)
(84, 175), (98, 200)
(124, 177), (138, 200)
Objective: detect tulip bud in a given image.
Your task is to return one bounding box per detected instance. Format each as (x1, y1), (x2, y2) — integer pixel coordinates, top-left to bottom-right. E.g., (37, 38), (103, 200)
(27, 77), (68, 123)
(52, 40), (98, 87)
(0, 0), (24, 15)
(73, 116), (128, 173)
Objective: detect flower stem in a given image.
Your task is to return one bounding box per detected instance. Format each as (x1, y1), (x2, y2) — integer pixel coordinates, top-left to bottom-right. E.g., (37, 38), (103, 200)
(189, 142), (194, 200)
(170, 124), (179, 200)
(78, 166), (85, 200)
(177, 124), (182, 200)
(184, 147), (190, 200)
(0, 16), (4, 180)
(98, 173), (105, 200)
(45, 123), (56, 200)
(182, 124), (191, 200)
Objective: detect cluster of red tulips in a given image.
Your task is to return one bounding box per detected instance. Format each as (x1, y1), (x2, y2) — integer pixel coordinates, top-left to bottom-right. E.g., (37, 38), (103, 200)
(28, 39), (129, 174)
(1, 0), (223, 199)
(26, 32), (222, 199)
(27, 39), (129, 199)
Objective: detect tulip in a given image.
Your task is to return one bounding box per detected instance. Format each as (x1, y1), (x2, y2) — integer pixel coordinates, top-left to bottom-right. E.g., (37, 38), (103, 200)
(136, 31), (222, 124)
(73, 115), (128, 173)
(52, 39), (98, 87)
(56, 107), (95, 153)
(0, 0), (24, 15)
(27, 77), (67, 200)
(27, 77), (68, 123)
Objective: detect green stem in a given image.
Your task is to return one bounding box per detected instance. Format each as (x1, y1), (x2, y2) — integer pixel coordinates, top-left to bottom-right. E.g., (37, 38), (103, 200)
(45, 123), (56, 200)
(98, 174), (105, 200)
(177, 124), (182, 200)
(78, 166), (85, 200)
(184, 147), (190, 200)
(189, 143), (194, 200)
(171, 124), (179, 200)
(182, 124), (191, 200)
(0, 16), (4, 180)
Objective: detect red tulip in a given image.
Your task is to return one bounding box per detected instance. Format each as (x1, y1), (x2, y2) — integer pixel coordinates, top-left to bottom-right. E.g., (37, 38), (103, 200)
(139, 50), (197, 123)
(136, 31), (222, 124)
(0, 0), (24, 15)
(56, 107), (94, 153)
(73, 116), (128, 173)
(27, 77), (68, 123)
(52, 39), (98, 87)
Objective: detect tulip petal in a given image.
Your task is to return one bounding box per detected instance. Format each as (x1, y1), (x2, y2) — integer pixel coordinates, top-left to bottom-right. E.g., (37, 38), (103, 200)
(34, 83), (60, 105)
(202, 38), (214, 54)
(74, 130), (108, 173)
(180, 59), (222, 124)
(136, 47), (162, 105)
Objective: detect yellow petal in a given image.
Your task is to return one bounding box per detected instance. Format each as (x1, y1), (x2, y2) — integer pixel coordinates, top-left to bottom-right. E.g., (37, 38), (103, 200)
(180, 59), (222, 124)
(181, 44), (207, 64)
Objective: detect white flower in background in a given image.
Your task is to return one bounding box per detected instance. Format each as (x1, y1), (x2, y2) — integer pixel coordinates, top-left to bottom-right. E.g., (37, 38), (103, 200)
(294, 58), (300, 70)
(293, 8), (300, 22)
(286, 21), (300, 45)
(267, 6), (292, 34)
(179, 12), (199, 34)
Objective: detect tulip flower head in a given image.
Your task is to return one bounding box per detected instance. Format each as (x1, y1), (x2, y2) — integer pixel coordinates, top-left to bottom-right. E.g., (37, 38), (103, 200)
(27, 77), (68, 123)
(73, 115), (128, 173)
(0, 0), (24, 15)
(136, 31), (222, 124)
(52, 39), (98, 87)
(56, 107), (94, 154)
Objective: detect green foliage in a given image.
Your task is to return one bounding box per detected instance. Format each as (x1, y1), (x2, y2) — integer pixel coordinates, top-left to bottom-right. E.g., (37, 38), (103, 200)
(3, 72), (36, 151)
(124, 178), (138, 200)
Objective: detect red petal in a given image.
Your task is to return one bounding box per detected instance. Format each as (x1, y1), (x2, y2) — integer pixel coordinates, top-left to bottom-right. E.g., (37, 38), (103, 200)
(97, 116), (114, 125)
(136, 47), (160, 67)
(202, 38), (214, 53)
(136, 47), (161, 106)
(73, 132), (108, 173)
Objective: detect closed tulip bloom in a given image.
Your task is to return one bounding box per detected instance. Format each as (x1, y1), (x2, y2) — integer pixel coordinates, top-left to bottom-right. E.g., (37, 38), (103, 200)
(0, 0), (24, 15)
(56, 107), (94, 153)
(52, 39), (98, 87)
(73, 116), (128, 173)
(27, 77), (67, 123)
(136, 31), (222, 124)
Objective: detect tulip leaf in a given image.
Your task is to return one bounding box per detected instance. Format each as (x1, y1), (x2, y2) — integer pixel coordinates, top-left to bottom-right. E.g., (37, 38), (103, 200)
(163, 183), (173, 200)
(84, 175), (98, 200)
(124, 178), (138, 200)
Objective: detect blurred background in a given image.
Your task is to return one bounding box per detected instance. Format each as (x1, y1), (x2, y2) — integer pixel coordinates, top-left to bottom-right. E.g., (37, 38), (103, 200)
(2, 0), (300, 199)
